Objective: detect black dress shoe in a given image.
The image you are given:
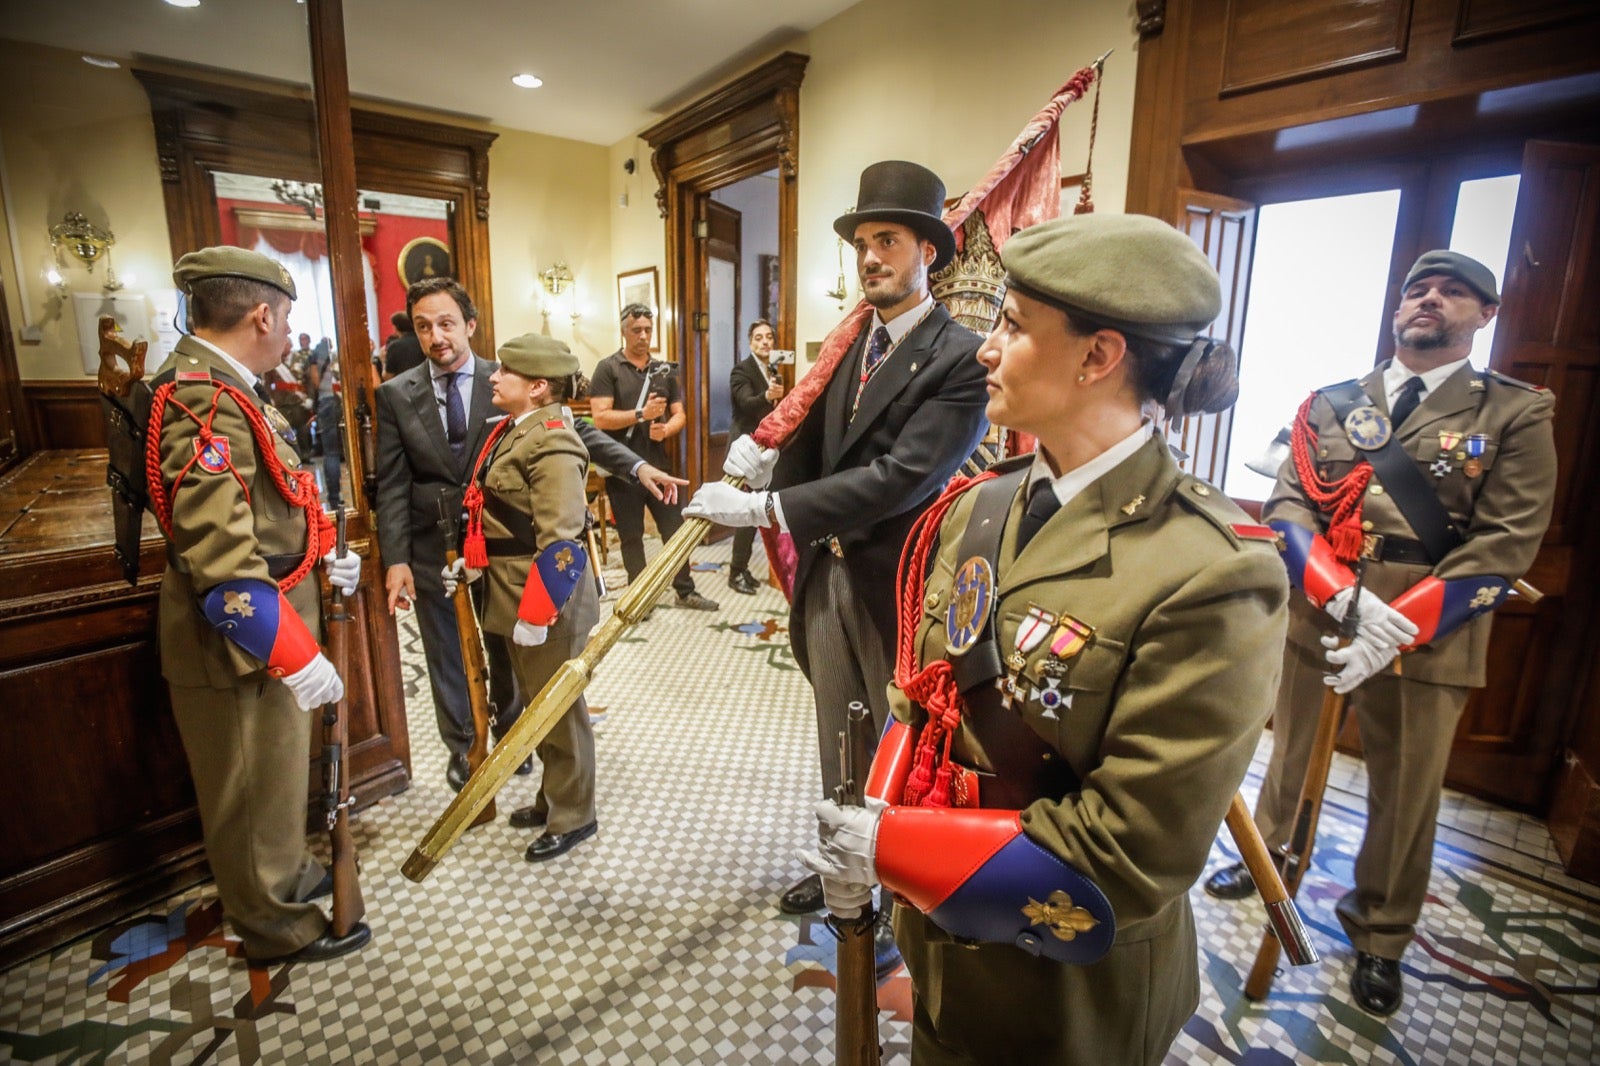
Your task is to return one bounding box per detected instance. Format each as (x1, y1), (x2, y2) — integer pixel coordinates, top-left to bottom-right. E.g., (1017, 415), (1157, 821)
(525, 820), (598, 862)
(1203, 861), (1256, 900)
(251, 921), (371, 966)
(446, 752), (470, 792)
(873, 903), (903, 980)
(514, 755), (534, 776)
(729, 570), (759, 594)
(779, 873), (825, 915)
(1351, 950), (1403, 1016)
(508, 804), (546, 830)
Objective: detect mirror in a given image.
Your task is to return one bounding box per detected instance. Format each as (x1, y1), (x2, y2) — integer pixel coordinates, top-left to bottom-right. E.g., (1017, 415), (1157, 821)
(211, 170), (455, 512)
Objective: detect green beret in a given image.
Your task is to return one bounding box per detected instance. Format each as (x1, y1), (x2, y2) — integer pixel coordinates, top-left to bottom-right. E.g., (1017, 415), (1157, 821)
(173, 245), (296, 299)
(1403, 250), (1499, 305)
(498, 333), (578, 379)
(1001, 214), (1220, 345)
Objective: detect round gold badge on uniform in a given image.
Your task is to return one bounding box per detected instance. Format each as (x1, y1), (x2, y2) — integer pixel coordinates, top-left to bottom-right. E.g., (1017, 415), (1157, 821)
(1343, 406), (1392, 451)
(945, 556), (994, 655)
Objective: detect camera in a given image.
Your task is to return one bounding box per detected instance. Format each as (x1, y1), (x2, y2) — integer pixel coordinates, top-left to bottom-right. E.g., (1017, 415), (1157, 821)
(769, 349), (796, 366)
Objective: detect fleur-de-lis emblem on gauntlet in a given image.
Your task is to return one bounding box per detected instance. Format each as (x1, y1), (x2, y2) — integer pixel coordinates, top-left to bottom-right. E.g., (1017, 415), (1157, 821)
(554, 547), (574, 572)
(1021, 890), (1100, 942)
(1471, 586), (1500, 609)
(223, 590), (255, 618)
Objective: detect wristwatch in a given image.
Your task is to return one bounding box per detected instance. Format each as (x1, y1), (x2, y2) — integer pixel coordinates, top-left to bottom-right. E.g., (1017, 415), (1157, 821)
(764, 492), (779, 527)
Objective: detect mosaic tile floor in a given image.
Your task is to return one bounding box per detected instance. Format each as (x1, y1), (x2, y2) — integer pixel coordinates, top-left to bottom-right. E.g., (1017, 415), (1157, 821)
(2, 531), (1596, 1065)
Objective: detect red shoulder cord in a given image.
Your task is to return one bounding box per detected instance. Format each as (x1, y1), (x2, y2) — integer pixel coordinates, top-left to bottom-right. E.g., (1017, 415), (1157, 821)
(144, 381), (333, 592)
(1288, 393), (1372, 564)
(460, 418), (514, 569)
(893, 469), (998, 808)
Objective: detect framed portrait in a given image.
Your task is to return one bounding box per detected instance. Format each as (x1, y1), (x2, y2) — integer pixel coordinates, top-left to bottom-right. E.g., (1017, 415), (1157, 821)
(616, 266), (662, 351)
(759, 254), (780, 325)
(398, 236), (452, 287)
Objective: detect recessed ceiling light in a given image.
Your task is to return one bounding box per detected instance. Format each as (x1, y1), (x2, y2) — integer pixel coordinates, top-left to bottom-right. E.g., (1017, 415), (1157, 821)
(164, 0), (201, 8)
(511, 74), (543, 90)
(82, 56), (121, 69)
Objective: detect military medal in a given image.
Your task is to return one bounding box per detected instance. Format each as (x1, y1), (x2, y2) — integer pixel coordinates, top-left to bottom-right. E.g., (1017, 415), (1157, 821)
(1431, 457), (1452, 478)
(1015, 605), (1056, 657)
(1343, 405), (1392, 451)
(1049, 615), (1094, 660)
(1438, 430), (1462, 452)
(1030, 676), (1072, 720)
(945, 557), (994, 655)
(1464, 434), (1487, 478)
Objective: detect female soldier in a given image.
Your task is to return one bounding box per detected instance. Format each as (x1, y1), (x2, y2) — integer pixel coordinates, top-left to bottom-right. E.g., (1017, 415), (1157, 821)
(447, 333), (600, 862)
(801, 214), (1290, 1064)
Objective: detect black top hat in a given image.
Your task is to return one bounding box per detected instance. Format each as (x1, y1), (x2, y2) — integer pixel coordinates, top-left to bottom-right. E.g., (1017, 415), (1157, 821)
(833, 160), (956, 272)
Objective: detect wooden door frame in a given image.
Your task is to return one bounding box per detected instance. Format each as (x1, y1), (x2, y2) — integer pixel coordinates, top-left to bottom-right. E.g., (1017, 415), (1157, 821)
(640, 52), (806, 492)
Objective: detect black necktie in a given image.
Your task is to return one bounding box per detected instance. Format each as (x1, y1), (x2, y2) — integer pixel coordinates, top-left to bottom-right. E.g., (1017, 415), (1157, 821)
(444, 371), (467, 463)
(1015, 480), (1061, 552)
(1389, 376), (1424, 429)
(253, 381), (273, 407)
(863, 326), (892, 377)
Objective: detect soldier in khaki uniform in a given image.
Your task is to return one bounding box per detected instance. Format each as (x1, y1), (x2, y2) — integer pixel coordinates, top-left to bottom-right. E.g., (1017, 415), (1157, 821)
(446, 334), (600, 862)
(1205, 250), (1557, 1016)
(152, 247), (369, 963)
(799, 215), (1290, 1064)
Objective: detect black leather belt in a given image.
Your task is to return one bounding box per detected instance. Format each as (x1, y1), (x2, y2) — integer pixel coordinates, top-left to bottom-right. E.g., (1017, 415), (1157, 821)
(264, 553), (301, 580)
(1361, 534), (1433, 566)
(483, 537), (536, 557)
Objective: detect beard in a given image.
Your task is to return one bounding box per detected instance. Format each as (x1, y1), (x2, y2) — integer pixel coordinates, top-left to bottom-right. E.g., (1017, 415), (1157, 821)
(861, 268), (919, 310)
(1394, 320), (1453, 350)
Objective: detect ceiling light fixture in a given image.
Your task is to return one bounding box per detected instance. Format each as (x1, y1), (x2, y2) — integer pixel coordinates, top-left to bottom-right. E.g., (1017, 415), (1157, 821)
(82, 56), (121, 69)
(511, 74), (543, 89)
(164, 0), (202, 8)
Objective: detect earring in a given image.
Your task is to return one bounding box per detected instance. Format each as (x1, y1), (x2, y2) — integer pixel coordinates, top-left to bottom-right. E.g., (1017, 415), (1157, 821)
(1076, 373), (1087, 383)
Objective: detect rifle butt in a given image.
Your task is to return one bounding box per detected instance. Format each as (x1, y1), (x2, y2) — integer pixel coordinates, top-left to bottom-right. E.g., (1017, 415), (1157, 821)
(833, 915), (881, 1066)
(329, 820), (365, 936)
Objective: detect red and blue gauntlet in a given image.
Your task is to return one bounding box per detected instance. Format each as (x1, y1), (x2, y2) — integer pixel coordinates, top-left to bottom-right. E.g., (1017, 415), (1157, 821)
(201, 578), (319, 677)
(518, 539), (588, 626)
(1270, 520), (1356, 608)
(1391, 574), (1510, 648)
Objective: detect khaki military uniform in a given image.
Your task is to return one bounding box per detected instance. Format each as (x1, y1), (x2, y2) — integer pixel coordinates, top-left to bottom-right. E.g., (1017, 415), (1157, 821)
(477, 403), (598, 833)
(893, 439), (1289, 1065)
(1256, 361), (1556, 958)
(156, 335), (328, 959)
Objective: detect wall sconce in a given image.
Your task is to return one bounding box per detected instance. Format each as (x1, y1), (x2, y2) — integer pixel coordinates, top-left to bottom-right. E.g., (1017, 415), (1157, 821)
(539, 262), (576, 334)
(824, 237), (849, 308)
(49, 211), (121, 291)
(271, 179), (324, 219)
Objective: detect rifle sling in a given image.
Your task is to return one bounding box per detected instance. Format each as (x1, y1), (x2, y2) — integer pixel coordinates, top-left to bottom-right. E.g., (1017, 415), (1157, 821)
(1321, 380), (1463, 564)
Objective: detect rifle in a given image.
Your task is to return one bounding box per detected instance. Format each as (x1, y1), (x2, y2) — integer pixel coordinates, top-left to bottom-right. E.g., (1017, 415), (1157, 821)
(1243, 559), (1368, 1001)
(354, 380), (378, 510)
(439, 500), (496, 830)
(322, 509), (366, 937)
(831, 701), (881, 1066)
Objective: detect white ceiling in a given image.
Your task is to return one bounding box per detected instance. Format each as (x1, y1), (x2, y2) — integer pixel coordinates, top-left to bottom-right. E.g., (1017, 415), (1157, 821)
(0, 0), (862, 144)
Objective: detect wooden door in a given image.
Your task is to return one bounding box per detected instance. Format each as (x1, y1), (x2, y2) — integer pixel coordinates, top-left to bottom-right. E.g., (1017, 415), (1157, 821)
(1168, 188), (1257, 486)
(1443, 140), (1600, 809)
(697, 200), (741, 493)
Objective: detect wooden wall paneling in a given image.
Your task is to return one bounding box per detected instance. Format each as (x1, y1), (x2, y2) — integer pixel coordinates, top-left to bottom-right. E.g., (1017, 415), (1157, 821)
(1453, 0), (1596, 44)
(20, 382), (107, 450)
(1220, 0), (1415, 96)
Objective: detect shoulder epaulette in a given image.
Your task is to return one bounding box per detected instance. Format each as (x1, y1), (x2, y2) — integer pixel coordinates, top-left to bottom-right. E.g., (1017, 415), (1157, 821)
(1175, 477), (1273, 548)
(1482, 369), (1547, 393)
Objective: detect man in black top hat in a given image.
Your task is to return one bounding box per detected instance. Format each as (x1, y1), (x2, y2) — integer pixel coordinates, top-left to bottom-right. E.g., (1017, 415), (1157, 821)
(687, 160), (989, 938)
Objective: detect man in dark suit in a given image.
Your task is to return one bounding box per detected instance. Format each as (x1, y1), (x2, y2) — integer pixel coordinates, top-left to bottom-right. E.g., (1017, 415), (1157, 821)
(726, 319), (782, 593)
(686, 160), (989, 926)
(376, 278), (682, 797)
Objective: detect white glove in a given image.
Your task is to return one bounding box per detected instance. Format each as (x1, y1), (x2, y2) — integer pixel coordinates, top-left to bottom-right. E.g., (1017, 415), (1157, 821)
(1321, 631), (1400, 695)
(322, 550), (361, 597)
(724, 434), (779, 489)
(683, 482), (770, 528)
(513, 619), (548, 647)
(440, 558), (482, 598)
(1325, 586), (1419, 648)
(282, 652), (344, 712)
(797, 798), (884, 919)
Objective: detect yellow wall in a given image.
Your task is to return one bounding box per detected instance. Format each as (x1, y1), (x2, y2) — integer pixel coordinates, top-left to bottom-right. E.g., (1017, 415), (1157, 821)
(605, 0), (1138, 371)
(486, 128), (613, 369)
(0, 38), (172, 381)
